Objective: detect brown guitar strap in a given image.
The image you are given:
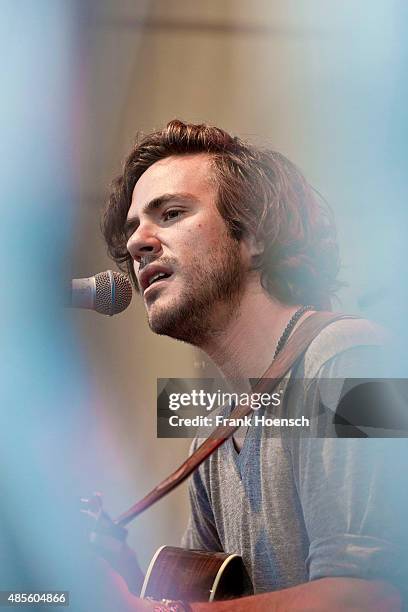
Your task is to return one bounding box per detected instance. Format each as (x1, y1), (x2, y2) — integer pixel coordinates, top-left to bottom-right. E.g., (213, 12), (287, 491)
(115, 311), (357, 527)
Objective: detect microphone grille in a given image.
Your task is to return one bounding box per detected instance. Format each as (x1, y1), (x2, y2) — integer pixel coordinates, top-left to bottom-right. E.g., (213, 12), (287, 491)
(94, 271), (133, 315)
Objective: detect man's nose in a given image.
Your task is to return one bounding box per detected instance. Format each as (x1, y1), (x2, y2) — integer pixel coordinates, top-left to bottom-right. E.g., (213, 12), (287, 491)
(127, 224), (162, 263)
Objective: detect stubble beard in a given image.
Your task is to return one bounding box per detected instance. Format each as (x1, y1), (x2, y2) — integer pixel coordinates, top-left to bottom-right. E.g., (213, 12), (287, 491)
(146, 239), (246, 346)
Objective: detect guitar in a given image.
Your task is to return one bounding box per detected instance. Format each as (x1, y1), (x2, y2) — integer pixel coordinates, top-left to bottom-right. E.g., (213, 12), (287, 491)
(141, 546), (253, 602)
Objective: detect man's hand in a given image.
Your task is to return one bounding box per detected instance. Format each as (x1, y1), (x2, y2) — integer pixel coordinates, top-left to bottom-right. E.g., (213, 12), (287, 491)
(90, 531), (145, 595)
(81, 492), (144, 595)
(85, 557), (151, 612)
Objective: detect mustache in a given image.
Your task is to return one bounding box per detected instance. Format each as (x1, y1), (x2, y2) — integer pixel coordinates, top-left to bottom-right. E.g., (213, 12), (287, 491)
(138, 255), (178, 273)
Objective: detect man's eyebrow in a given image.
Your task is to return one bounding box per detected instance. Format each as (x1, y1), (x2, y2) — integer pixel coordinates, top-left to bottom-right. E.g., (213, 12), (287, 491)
(124, 192), (199, 233)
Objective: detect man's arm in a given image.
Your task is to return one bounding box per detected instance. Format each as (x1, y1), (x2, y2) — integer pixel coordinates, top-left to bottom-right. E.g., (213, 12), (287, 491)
(96, 571), (401, 612)
(88, 554), (403, 612)
(189, 578), (401, 612)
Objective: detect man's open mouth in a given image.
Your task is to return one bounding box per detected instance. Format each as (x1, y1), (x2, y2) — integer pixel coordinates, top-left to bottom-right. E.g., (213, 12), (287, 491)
(145, 271), (172, 290)
(139, 264), (174, 294)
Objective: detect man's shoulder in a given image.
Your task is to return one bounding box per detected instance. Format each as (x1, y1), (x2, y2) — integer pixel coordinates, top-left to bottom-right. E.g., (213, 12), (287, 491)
(302, 315), (388, 378)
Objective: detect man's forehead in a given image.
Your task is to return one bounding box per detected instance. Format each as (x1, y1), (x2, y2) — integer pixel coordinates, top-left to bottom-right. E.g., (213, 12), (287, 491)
(130, 154), (214, 212)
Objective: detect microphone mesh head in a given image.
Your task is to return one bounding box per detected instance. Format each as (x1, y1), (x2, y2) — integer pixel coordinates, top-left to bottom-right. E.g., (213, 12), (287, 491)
(94, 271), (132, 315)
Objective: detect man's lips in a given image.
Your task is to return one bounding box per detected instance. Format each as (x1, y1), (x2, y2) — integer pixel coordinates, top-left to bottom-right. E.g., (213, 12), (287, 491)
(143, 275), (174, 298)
(138, 263), (174, 294)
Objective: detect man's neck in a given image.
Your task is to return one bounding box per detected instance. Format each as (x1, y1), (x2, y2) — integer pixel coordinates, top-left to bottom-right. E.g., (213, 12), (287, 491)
(200, 279), (305, 381)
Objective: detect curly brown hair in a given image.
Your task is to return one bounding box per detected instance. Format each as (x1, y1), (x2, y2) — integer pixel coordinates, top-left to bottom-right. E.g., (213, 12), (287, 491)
(102, 119), (341, 309)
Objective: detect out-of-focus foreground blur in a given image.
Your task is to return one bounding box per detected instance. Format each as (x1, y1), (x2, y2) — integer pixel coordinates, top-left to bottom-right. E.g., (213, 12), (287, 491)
(1, 0), (407, 606)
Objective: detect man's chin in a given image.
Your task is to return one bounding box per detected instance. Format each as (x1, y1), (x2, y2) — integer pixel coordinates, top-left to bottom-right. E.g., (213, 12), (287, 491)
(146, 301), (180, 336)
(147, 311), (169, 336)
(146, 299), (206, 345)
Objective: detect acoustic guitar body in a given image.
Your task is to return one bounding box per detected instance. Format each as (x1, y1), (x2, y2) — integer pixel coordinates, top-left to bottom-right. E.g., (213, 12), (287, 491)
(141, 546), (253, 603)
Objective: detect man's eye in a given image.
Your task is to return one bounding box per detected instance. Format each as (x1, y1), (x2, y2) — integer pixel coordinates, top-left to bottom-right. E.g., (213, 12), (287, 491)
(163, 209), (182, 221)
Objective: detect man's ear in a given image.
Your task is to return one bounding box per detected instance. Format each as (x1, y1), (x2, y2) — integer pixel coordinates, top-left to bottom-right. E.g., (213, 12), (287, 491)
(242, 234), (263, 258)
(239, 234), (264, 271)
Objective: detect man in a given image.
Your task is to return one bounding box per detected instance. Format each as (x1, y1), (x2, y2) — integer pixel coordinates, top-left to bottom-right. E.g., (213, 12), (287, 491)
(96, 120), (405, 610)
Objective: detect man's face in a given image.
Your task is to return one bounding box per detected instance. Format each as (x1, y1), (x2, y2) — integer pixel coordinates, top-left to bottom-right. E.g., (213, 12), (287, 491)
(126, 154), (250, 345)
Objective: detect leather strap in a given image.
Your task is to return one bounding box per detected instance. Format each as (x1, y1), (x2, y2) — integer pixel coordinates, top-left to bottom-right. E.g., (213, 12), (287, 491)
(115, 311), (356, 527)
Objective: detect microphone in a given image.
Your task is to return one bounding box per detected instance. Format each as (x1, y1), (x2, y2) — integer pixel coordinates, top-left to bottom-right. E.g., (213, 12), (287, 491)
(71, 271), (133, 316)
